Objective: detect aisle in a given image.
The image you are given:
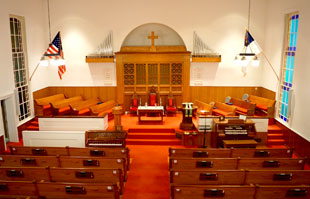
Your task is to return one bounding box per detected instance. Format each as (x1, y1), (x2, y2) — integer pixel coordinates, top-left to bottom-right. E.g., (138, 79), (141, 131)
(123, 145), (170, 199)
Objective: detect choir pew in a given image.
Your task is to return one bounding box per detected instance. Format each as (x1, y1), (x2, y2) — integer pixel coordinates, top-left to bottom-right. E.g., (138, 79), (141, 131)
(50, 96), (83, 115)
(0, 181), (120, 199)
(229, 97), (256, 116)
(90, 100), (116, 119)
(34, 94), (65, 116)
(169, 147), (294, 158)
(248, 95), (276, 117)
(70, 97), (100, 116)
(169, 158), (306, 170)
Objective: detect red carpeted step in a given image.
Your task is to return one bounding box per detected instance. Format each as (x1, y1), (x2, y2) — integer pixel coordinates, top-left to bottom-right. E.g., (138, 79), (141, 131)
(126, 139), (182, 146)
(25, 125), (39, 131)
(127, 133), (176, 139)
(268, 133), (284, 139)
(267, 139), (286, 146)
(30, 121), (38, 125)
(128, 128), (175, 133)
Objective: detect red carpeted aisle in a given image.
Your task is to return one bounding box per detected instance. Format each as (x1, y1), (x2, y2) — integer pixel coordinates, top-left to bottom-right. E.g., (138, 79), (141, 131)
(123, 145), (170, 199)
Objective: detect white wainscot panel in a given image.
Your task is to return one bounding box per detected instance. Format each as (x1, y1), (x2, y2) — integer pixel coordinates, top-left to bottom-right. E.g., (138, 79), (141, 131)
(22, 130), (85, 147)
(251, 118), (269, 132)
(39, 117), (108, 131)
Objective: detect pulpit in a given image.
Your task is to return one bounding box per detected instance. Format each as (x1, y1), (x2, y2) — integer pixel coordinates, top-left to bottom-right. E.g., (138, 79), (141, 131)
(112, 106), (123, 131)
(180, 102), (197, 130)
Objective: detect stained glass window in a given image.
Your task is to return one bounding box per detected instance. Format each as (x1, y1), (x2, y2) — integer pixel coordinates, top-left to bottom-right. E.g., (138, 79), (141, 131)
(278, 13), (299, 122)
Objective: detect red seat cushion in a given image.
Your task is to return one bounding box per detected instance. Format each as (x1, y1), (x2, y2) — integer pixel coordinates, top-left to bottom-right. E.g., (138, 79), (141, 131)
(78, 108), (90, 115)
(234, 106), (248, 114)
(168, 98), (173, 107)
(150, 94), (156, 106)
(98, 111), (106, 117)
(130, 107), (138, 111)
(256, 104), (268, 111)
(133, 98), (138, 107)
(212, 109), (229, 116)
(58, 106), (70, 115)
(166, 107), (177, 111)
(43, 104), (51, 109)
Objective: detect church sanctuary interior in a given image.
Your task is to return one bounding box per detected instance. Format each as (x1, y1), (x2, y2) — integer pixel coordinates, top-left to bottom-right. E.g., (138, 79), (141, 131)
(1, 0), (310, 198)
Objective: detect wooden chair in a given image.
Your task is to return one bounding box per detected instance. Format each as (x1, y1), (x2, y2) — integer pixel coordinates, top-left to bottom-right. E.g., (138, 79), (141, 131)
(147, 86), (158, 106)
(129, 93), (139, 114)
(166, 92), (177, 115)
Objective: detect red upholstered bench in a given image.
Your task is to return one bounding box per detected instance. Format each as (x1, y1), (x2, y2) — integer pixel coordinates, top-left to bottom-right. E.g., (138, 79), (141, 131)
(90, 100), (117, 120)
(34, 94), (65, 116)
(229, 97), (255, 116)
(248, 95), (276, 117)
(50, 96), (83, 115)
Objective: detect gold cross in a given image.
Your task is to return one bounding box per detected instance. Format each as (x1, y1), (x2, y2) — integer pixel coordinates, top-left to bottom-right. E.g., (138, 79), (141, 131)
(148, 31), (158, 47)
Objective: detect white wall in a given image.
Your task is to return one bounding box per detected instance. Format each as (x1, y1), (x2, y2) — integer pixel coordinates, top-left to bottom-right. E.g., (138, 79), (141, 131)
(46, 0), (267, 87)
(263, 0), (310, 141)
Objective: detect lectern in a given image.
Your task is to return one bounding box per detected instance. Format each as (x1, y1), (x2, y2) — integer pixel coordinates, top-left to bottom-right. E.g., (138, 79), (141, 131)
(180, 102), (196, 130)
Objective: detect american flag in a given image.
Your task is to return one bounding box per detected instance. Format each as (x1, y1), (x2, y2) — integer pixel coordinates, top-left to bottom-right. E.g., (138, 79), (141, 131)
(44, 31), (66, 80)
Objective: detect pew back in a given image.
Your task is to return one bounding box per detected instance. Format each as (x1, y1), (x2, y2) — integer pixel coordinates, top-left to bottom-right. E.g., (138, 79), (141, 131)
(37, 182), (119, 199)
(0, 181), (37, 197)
(169, 148), (231, 158)
(238, 158), (306, 170)
(245, 170), (310, 185)
(255, 185), (310, 199)
(231, 148), (294, 158)
(171, 185), (255, 199)
(169, 158), (238, 170)
(213, 102), (237, 116)
(9, 145), (69, 156)
(230, 97), (256, 115)
(194, 100), (213, 115)
(90, 100), (116, 115)
(0, 167), (49, 181)
(0, 155), (60, 167)
(51, 96), (83, 109)
(170, 170), (246, 185)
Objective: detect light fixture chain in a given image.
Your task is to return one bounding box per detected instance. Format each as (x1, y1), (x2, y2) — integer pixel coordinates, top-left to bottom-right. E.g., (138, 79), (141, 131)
(248, 0), (251, 31)
(47, 0), (51, 42)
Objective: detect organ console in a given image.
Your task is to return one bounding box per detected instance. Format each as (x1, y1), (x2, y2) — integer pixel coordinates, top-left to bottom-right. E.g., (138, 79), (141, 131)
(212, 119), (257, 148)
(85, 130), (127, 147)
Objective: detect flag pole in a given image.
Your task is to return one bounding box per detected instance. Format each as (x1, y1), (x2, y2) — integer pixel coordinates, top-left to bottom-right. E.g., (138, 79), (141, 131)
(29, 62), (40, 81)
(261, 51), (280, 81)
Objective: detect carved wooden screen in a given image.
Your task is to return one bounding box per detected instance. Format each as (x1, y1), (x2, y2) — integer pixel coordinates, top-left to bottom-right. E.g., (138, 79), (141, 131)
(123, 63), (182, 94)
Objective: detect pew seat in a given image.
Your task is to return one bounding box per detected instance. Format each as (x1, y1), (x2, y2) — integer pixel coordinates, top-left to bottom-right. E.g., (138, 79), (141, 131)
(212, 102), (237, 116)
(248, 95), (276, 117)
(229, 97), (256, 116)
(50, 96), (83, 115)
(34, 94), (65, 116)
(70, 98), (101, 116)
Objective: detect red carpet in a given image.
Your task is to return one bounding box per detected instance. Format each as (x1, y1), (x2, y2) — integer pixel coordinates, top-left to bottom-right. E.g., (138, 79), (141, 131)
(123, 145), (170, 199)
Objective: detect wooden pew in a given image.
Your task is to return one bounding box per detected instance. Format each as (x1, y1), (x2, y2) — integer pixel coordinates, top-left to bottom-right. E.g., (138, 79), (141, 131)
(0, 167), (49, 182)
(69, 147), (130, 170)
(0, 155), (60, 167)
(248, 95), (276, 117)
(90, 100), (116, 118)
(170, 170), (246, 185)
(49, 168), (124, 194)
(255, 185), (310, 199)
(229, 97), (256, 116)
(37, 182), (120, 199)
(8, 146), (130, 171)
(212, 102), (237, 116)
(70, 97), (100, 116)
(59, 156), (127, 179)
(171, 185), (255, 199)
(169, 147), (294, 158)
(0, 181), (38, 198)
(169, 158), (238, 170)
(169, 148), (232, 158)
(50, 96), (83, 115)
(9, 145), (69, 156)
(245, 170), (310, 185)
(231, 148), (294, 158)
(194, 100), (214, 116)
(34, 94), (65, 116)
(237, 158), (306, 170)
